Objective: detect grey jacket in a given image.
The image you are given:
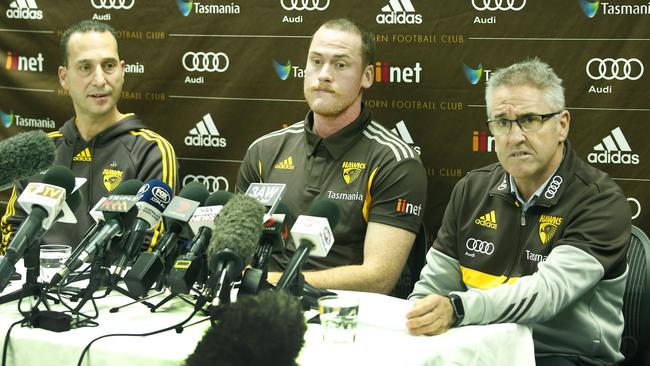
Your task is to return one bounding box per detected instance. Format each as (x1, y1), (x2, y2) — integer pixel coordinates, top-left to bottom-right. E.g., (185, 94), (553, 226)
(410, 141), (630, 366)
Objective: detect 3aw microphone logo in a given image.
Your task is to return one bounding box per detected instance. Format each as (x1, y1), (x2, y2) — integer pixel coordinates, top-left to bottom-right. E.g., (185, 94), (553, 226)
(184, 113), (227, 148)
(91, 0), (135, 9)
(472, 0), (526, 11)
(377, 0), (423, 24)
(6, 0), (42, 19)
(588, 127), (640, 165)
(586, 58), (644, 81)
(281, 0), (330, 11)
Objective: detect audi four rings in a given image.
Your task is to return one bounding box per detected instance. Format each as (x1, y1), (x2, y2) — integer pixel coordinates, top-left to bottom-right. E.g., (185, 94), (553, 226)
(466, 238), (495, 255)
(182, 175), (230, 193)
(182, 52), (230, 72)
(586, 58), (644, 81)
(544, 176), (563, 199)
(472, 0), (526, 11)
(281, 0), (330, 11)
(91, 0), (135, 10)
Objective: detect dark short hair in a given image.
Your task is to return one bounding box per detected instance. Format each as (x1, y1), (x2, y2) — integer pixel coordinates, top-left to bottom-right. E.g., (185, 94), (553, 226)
(60, 20), (118, 66)
(317, 18), (376, 67)
(185, 291), (307, 366)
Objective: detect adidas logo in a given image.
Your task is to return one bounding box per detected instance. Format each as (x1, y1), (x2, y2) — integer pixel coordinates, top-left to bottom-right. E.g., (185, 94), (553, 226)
(73, 148), (92, 162)
(587, 127), (639, 165)
(475, 210), (497, 229)
(376, 0), (422, 24)
(6, 0), (43, 20)
(184, 113), (227, 148)
(391, 120), (421, 154)
(274, 156), (294, 170)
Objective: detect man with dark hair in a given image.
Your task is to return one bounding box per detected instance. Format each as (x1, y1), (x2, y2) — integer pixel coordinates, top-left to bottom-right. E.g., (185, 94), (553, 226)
(185, 291), (306, 366)
(236, 18), (426, 294)
(1, 20), (177, 252)
(406, 58), (629, 366)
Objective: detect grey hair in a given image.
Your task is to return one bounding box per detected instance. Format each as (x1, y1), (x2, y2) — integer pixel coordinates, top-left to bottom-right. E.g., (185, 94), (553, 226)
(485, 58), (565, 116)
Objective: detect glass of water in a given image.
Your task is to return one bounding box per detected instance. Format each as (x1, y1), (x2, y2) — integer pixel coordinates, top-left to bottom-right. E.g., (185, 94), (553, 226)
(40, 244), (72, 284)
(318, 295), (360, 343)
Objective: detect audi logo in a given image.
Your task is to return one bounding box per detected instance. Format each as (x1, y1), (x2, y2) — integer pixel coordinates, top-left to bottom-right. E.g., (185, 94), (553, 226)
(471, 0), (526, 11)
(586, 58), (644, 81)
(466, 238), (495, 255)
(627, 197), (641, 220)
(183, 175), (230, 193)
(281, 0), (330, 11)
(544, 176), (563, 199)
(152, 186), (171, 203)
(182, 52), (230, 73)
(91, 0), (135, 10)
(497, 176), (507, 191)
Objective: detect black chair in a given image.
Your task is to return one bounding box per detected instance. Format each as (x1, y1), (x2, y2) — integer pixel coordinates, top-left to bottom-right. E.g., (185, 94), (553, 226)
(621, 225), (650, 366)
(389, 224), (428, 299)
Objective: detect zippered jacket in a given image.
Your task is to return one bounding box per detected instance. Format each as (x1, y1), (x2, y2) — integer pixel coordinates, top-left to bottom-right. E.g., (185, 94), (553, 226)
(410, 140), (630, 365)
(1, 114), (178, 253)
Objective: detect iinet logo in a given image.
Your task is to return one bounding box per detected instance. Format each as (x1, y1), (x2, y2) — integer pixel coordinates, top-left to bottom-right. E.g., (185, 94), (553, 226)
(184, 113), (227, 148)
(376, 0), (423, 24)
(396, 198), (422, 216)
(6, 0), (43, 20)
(588, 127), (639, 165)
(472, 130), (495, 152)
(374, 61), (422, 83)
(4, 51), (44, 72)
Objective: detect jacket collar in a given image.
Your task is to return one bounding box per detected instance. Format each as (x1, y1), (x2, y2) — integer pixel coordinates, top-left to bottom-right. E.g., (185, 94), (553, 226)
(490, 140), (575, 208)
(60, 113), (147, 147)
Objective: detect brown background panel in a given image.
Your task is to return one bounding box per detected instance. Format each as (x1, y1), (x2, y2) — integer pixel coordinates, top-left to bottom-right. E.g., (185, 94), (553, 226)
(1, 0), (649, 242)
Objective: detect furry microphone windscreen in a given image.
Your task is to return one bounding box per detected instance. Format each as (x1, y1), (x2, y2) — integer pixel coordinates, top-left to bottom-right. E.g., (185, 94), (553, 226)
(185, 290), (306, 366)
(207, 194), (265, 271)
(0, 130), (55, 188)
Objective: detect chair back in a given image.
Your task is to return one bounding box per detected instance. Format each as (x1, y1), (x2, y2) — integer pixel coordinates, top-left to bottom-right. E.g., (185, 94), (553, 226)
(621, 225), (650, 365)
(389, 223), (428, 299)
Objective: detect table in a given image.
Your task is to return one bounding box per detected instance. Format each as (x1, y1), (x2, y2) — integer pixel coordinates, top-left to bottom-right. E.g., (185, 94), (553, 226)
(0, 278), (535, 365)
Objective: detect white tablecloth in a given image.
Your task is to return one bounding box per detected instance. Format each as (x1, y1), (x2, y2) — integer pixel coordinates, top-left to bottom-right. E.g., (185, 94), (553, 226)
(0, 278), (535, 365)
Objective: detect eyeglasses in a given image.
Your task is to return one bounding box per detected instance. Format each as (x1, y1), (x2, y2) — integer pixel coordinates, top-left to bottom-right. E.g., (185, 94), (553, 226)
(486, 111), (563, 136)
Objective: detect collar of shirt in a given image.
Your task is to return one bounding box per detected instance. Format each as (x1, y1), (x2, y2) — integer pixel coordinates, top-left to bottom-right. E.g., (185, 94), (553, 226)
(509, 163), (561, 211)
(304, 104), (372, 159)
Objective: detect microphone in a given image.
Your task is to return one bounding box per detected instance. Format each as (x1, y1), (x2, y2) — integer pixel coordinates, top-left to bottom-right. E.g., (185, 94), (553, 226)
(48, 179), (144, 286)
(0, 130), (55, 191)
(112, 179), (173, 277)
(123, 182), (209, 297)
(244, 182), (286, 214)
(276, 199), (340, 291)
(168, 190), (234, 295)
(204, 194), (265, 304)
(0, 165), (76, 290)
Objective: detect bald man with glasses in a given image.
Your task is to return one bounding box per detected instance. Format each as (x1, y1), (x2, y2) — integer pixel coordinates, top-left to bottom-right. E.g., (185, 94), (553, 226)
(407, 59), (630, 366)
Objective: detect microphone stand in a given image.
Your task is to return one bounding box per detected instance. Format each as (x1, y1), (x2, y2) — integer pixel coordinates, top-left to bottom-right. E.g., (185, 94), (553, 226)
(0, 239), (58, 310)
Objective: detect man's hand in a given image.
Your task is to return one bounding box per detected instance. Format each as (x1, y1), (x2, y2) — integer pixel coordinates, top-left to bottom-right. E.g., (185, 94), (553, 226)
(406, 294), (455, 336)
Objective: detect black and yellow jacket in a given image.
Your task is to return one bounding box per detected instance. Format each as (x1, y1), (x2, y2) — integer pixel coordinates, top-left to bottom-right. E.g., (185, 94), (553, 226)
(1, 114), (177, 253)
(410, 141), (630, 366)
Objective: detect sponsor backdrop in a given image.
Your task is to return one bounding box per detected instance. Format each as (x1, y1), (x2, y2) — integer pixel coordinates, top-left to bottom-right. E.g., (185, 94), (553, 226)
(1, 0), (648, 243)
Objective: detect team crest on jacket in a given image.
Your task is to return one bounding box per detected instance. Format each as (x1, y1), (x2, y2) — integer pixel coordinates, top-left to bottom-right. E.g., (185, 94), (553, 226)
(102, 162), (124, 192)
(538, 215), (563, 245)
(342, 161), (366, 184)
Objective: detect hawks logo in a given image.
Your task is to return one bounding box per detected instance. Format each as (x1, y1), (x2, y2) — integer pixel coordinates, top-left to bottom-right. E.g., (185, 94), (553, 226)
(342, 161), (366, 184)
(102, 162), (124, 192)
(539, 214), (563, 245)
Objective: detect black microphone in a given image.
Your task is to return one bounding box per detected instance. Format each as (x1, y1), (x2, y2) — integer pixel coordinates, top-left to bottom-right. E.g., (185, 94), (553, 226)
(0, 130), (55, 191)
(276, 199), (340, 291)
(203, 194), (265, 304)
(123, 182), (209, 297)
(168, 190), (234, 295)
(112, 179), (173, 277)
(48, 179), (144, 286)
(0, 165), (76, 290)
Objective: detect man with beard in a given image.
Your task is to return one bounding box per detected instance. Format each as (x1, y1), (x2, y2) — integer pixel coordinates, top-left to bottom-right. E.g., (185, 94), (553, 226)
(236, 18), (426, 294)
